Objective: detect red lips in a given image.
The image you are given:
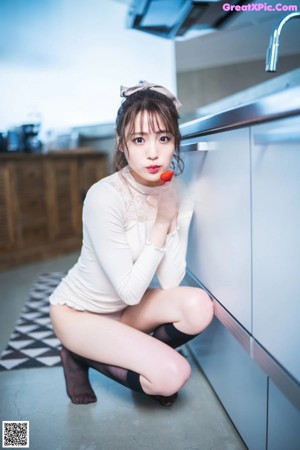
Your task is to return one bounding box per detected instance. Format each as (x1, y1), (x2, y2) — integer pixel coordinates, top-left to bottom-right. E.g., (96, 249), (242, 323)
(147, 165), (160, 173)
(160, 170), (174, 183)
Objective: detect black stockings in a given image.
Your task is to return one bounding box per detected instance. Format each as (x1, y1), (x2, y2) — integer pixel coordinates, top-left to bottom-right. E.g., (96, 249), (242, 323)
(60, 347), (143, 405)
(60, 323), (197, 406)
(152, 322), (196, 349)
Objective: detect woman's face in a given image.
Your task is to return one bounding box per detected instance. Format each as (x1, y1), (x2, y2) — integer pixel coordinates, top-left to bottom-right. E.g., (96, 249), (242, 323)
(123, 111), (175, 187)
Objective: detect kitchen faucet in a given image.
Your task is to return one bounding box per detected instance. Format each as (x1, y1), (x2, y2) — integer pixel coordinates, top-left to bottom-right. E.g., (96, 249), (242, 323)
(265, 12), (300, 72)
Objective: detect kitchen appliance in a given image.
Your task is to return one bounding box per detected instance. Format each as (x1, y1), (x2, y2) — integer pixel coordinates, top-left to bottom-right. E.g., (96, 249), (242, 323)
(127, 0), (255, 39)
(1, 124), (42, 153)
(21, 123), (42, 152)
(0, 132), (8, 152)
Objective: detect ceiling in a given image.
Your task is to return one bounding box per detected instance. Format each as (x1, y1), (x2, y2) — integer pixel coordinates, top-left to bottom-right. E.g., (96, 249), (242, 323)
(113, 0), (300, 72)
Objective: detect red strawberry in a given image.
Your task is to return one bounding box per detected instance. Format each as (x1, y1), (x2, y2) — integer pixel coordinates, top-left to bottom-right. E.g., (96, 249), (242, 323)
(160, 170), (174, 183)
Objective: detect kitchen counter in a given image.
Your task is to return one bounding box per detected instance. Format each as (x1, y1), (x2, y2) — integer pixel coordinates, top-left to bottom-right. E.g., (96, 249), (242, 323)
(180, 83), (300, 144)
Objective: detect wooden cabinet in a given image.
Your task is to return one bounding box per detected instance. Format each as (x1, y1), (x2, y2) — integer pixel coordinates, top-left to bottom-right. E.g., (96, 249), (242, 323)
(13, 159), (50, 247)
(46, 158), (81, 240)
(0, 162), (15, 251)
(0, 152), (107, 269)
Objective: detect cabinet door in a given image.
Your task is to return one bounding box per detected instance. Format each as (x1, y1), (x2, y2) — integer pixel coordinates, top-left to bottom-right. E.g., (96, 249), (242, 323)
(251, 116), (300, 383)
(267, 381), (300, 450)
(12, 160), (49, 246)
(0, 162), (15, 250)
(46, 159), (82, 239)
(182, 128), (252, 331)
(79, 155), (107, 200)
(188, 319), (267, 450)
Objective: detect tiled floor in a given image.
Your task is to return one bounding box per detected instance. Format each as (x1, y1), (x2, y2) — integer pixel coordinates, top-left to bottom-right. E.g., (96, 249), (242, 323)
(0, 253), (247, 450)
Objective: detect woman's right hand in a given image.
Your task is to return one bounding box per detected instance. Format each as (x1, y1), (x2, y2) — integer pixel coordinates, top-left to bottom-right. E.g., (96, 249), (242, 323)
(155, 184), (178, 226)
(147, 184), (178, 249)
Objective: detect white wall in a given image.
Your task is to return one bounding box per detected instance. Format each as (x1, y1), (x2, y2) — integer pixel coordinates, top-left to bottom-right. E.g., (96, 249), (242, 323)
(0, 0), (176, 135)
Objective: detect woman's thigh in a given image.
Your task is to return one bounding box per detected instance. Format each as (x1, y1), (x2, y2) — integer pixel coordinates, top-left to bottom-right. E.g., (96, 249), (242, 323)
(50, 304), (191, 395)
(121, 286), (214, 335)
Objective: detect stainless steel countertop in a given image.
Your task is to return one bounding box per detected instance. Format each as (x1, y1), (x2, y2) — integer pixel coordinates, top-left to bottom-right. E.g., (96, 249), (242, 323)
(180, 85), (300, 145)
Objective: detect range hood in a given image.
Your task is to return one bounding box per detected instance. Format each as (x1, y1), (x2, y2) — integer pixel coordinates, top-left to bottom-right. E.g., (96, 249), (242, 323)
(127, 0), (255, 40)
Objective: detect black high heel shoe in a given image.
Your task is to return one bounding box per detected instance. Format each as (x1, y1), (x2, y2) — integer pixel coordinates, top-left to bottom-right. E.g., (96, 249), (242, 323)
(152, 392), (178, 407)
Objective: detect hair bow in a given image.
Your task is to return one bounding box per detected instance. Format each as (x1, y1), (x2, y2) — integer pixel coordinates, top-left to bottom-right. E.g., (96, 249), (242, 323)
(120, 81), (182, 110)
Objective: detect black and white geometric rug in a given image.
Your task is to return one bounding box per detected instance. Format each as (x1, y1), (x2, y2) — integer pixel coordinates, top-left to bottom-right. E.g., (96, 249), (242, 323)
(0, 272), (65, 371)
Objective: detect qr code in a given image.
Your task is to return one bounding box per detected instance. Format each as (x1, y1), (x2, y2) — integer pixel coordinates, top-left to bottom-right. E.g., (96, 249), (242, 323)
(2, 421), (29, 448)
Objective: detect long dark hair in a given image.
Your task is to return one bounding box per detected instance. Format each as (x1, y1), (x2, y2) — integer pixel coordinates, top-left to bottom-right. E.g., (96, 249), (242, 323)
(114, 89), (184, 175)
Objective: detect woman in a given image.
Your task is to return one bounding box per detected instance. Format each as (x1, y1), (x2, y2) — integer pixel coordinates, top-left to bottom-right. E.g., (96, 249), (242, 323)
(50, 81), (213, 407)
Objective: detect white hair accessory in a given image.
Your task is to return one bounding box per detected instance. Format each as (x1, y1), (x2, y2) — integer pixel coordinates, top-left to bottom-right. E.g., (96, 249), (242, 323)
(120, 80), (182, 110)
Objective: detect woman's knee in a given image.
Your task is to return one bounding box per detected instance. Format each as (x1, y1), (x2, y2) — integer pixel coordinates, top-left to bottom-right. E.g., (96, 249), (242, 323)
(181, 288), (214, 335)
(151, 355), (192, 396)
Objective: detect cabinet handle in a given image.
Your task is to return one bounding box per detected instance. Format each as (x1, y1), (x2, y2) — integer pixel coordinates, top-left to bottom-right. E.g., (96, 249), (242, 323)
(181, 142), (217, 152)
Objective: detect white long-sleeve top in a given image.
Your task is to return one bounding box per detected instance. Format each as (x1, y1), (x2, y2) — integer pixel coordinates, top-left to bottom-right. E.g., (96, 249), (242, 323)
(49, 166), (193, 314)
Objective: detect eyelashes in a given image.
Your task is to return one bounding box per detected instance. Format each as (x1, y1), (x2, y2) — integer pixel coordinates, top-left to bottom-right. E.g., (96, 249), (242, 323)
(132, 137), (144, 144)
(132, 135), (172, 144)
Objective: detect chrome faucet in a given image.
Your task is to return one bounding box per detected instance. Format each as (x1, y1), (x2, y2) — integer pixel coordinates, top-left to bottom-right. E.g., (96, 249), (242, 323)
(265, 12), (300, 72)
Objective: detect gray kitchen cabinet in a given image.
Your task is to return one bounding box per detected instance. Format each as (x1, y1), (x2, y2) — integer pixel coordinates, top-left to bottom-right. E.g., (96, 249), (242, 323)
(188, 317), (267, 450)
(181, 127), (252, 331)
(180, 79), (300, 450)
(267, 380), (300, 450)
(251, 116), (300, 383)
